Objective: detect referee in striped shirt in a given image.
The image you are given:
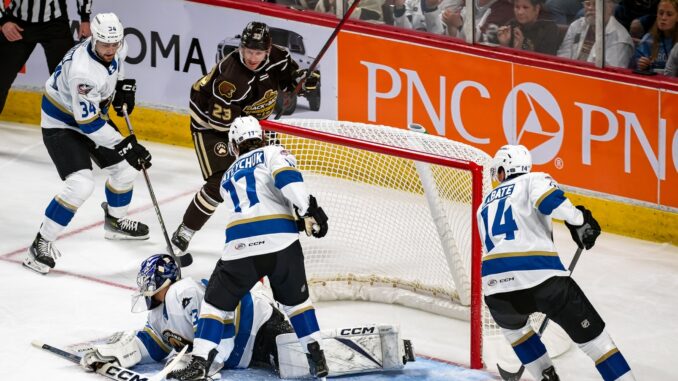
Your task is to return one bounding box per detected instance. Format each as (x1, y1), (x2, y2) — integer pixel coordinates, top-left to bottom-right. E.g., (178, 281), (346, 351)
(0, 0), (92, 114)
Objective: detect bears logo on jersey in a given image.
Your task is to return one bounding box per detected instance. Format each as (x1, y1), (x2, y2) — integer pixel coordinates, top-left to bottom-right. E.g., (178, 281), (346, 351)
(218, 81), (237, 98)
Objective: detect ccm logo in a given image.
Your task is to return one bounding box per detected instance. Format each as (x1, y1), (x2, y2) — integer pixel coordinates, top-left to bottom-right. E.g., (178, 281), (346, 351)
(121, 84), (136, 92)
(103, 364), (148, 381)
(340, 326), (375, 335)
(248, 241), (264, 246)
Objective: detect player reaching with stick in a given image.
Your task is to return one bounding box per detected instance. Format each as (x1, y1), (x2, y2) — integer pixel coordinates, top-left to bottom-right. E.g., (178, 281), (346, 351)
(476, 145), (635, 381)
(24, 13), (152, 275)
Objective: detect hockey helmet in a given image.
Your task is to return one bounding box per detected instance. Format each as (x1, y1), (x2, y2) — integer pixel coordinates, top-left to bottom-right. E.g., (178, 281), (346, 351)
(228, 116), (263, 156)
(90, 13), (124, 46)
(131, 254), (179, 312)
(240, 22), (272, 51)
(490, 144), (532, 182)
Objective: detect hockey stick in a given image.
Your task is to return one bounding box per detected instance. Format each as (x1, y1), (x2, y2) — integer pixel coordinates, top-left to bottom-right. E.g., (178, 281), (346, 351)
(32, 340), (187, 381)
(120, 105), (193, 269)
(273, 0), (362, 119)
(497, 247), (584, 381)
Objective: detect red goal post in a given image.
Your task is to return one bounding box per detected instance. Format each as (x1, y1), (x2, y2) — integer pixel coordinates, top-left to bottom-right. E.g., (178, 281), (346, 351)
(261, 119), (490, 369)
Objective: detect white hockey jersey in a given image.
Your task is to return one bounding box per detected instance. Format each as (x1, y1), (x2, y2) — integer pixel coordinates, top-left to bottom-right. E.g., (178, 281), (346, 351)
(41, 38), (128, 149)
(219, 145), (311, 261)
(136, 278), (275, 369)
(476, 172), (584, 296)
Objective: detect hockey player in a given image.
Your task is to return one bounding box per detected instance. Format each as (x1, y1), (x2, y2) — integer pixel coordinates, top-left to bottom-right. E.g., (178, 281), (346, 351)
(24, 13), (152, 274)
(170, 21), (319, 265)
(80, 254), (294, 376)
(477, 145), (634, 381)
(167, 116), (330, 380)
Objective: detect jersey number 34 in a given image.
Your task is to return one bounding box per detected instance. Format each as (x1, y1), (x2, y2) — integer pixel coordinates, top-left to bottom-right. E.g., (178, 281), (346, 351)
(480, 198), (518, 252)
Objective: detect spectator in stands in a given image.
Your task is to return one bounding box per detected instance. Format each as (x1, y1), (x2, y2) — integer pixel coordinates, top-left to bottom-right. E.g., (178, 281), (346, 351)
(315, 0), (385, 21)
(444, 0), (516, 41)
(393, 0), (447, 34)
(557, 0), (634, 67)
(665, 41), (678, 74)
(496, 0), (562, 54)
(630, 0), (678, 72)
(615, 0), (659, 38)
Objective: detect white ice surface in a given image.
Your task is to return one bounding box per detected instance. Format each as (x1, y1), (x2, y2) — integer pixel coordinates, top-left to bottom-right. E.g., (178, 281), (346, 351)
(0, 121), (676, 380)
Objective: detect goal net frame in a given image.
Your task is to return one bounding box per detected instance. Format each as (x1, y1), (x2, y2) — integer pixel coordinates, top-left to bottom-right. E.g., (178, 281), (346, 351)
(261, 119), (487, 369)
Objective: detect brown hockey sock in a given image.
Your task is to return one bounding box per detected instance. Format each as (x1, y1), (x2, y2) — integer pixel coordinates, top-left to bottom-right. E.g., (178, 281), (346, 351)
(182, 187), (221, 231)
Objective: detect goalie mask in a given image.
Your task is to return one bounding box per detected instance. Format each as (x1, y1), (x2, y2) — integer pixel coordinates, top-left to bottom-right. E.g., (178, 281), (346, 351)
(490, 144), (532, 182)
(131, 254), (179, 312)
(228, 116), (263, 157)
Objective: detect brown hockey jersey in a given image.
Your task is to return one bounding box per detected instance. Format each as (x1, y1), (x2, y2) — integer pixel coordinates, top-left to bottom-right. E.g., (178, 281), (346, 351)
(189, 45), (299, 133)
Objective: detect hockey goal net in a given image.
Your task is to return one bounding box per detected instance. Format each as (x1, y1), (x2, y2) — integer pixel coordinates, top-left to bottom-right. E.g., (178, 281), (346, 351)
(261, 119), (490, 368)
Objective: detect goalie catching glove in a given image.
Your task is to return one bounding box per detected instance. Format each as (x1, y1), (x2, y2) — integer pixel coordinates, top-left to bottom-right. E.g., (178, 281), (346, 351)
(80, 331), (142, 372)
(296, 195), (328, 238)
(565, 205), (601, 250)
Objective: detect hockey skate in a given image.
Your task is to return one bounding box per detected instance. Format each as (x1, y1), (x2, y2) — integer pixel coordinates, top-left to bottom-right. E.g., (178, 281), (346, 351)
(171, 223), (195, 267)
(102, 202), (149, 240)
(306, 341), (329, 379)
(23, 233), (60, 274)
(542, 366), (560, 381)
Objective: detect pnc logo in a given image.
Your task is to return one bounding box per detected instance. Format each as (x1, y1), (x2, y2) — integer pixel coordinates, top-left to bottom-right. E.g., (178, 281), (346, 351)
(502, 83), (564, 165)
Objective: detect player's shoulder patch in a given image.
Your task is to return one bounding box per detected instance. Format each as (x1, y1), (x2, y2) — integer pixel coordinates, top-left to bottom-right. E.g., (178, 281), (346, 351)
(218, 81), (237, 98)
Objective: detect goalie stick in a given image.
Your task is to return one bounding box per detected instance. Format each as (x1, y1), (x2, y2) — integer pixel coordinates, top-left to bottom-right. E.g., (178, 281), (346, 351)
(120, 104), (193, 269)
(32, 340), (187, 381)
(497, 247), (584, 381)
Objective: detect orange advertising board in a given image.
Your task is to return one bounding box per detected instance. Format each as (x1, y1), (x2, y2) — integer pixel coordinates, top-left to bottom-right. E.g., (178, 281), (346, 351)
(337, 31), (677, 208)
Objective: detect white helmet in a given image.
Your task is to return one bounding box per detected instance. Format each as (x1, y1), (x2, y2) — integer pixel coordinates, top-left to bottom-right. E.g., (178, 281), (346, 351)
(90, 13), (124, 45)
(228, 116), (263, 156)
(490, 144), (532, 182)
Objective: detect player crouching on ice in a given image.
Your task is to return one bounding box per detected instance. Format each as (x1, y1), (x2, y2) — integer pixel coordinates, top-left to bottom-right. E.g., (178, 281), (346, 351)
(80, 254), (415, 379)
(477, 145), (635, 381)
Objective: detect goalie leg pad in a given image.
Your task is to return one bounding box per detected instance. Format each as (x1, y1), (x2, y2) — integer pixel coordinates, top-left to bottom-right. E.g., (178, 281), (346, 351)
(276, 324), (412, 378)
(578, 330), (634, 381)
(502, 323), (554, 381)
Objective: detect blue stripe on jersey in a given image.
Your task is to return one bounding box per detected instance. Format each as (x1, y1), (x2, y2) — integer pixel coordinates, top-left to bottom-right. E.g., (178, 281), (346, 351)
(41, 95), (78, 127)
(45, 198), (75, 226)
(481, 254), (565, 277)
(136, 329), (170, 362)
(78, 116), (106, 134)
(196, 316), (227, 345)
(513, 332), (547, 365)
(274, 169), (303, 190)
(226, 217), (297, 243)
(596, 350), (632, 381)
(225, 292), (254, 369)
(105, 185), (133, 207)
(537, 188), (566, 215)
(289, 308), (320, 339)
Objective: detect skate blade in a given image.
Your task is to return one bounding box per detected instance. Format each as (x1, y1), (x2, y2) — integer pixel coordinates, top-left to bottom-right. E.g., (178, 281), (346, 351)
(104, 231), (150, 240)
(23, 258), (50, 274)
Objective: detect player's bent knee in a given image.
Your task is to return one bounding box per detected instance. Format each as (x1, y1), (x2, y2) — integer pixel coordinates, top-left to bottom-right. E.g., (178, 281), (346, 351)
(62, 169), (95, 206)
(107, 161), (138, 188)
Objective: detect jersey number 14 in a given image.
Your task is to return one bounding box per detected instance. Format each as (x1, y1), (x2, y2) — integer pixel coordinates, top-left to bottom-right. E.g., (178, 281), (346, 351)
(480, 198), (518, 252)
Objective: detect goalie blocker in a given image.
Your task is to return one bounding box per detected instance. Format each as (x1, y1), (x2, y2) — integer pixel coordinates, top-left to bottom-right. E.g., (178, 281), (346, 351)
(276, 324), (415, 378)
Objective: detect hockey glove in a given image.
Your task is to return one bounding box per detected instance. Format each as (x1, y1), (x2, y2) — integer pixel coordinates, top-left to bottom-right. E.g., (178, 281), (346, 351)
(296, 195), (328, 238)
(565, 205), (601, 250)
(112, 79), (136, 116)
(115, 135), (152, 171)
(295, 69), (320, 92)
(80, 331), (142, 371)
